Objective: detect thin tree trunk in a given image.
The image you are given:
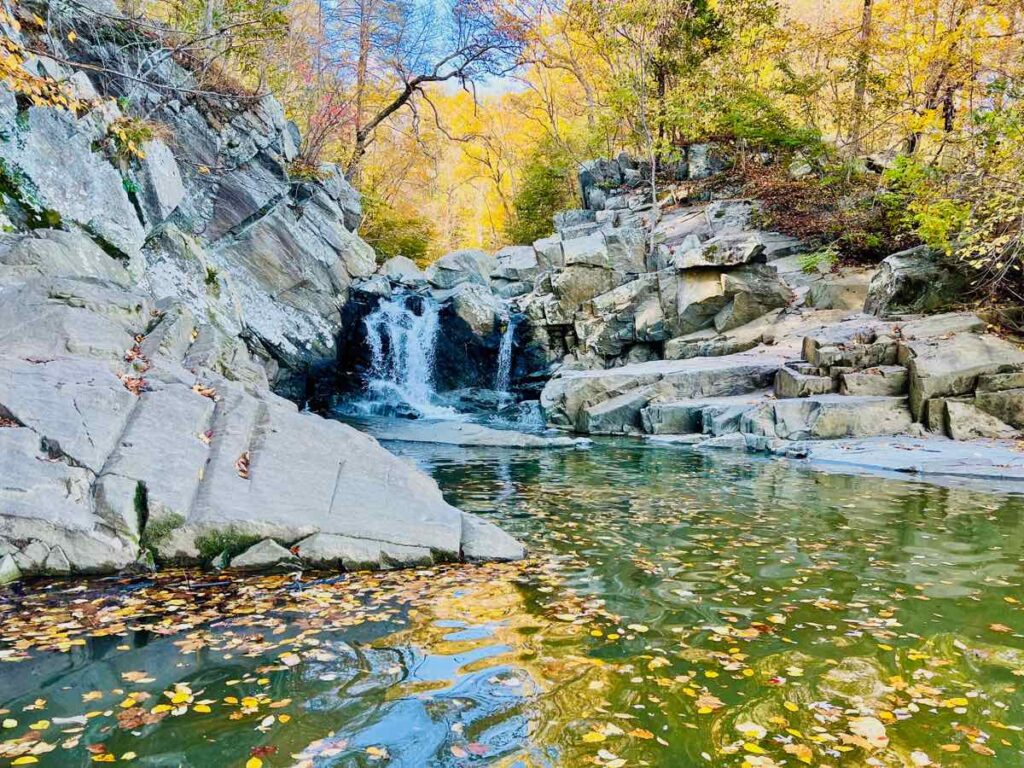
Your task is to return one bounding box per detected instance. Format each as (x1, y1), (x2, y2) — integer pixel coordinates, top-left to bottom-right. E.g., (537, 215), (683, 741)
(848, 0), (873, 155)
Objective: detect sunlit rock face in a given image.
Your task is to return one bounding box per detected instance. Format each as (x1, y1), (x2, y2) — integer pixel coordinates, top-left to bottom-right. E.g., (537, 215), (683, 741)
(0, 4), (523, 577)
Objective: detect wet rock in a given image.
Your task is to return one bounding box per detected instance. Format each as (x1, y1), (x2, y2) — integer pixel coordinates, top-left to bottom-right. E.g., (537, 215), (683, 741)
(460, 512), (527, 561)
(229, 539), (299, 571)
(447, 282), (503, 337)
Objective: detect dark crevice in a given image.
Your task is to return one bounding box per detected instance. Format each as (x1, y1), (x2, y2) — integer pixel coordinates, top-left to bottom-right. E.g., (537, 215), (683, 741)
(134, 481), (150, 542)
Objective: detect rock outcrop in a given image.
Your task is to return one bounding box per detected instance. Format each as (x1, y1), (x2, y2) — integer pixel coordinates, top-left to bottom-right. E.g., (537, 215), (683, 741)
(0, 1), (523, 579)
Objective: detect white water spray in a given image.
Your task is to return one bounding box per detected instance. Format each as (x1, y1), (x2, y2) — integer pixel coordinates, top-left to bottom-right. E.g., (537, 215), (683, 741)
(494, 315), (519, 395)
(362, 295), (453, 417)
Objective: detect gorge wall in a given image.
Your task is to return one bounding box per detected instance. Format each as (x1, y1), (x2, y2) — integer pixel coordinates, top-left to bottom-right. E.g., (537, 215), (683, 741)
(0, 0), (522, 583)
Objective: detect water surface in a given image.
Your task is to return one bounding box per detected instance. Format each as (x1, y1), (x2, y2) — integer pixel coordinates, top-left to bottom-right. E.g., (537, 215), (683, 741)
(2, 440), (1023, 767)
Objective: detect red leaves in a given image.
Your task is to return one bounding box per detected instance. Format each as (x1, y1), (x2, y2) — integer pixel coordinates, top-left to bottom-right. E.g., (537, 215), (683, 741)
(235, 452), (251, 479)
(117, 372), (149, 396)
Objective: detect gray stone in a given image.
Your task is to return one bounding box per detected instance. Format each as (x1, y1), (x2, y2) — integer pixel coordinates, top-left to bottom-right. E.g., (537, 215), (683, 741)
(840, 366), (908, 396)
(447, 282), (503, 337)
(0, 357), (137, 472)
(977, 372), (1024, 393)
(769, 395), (913, 440)
(541, 351), (785, 432)
(806, 271), (871, 310)
(363, 418), (585, 448)
(492, 245), (540, 282)
(974, 388), (1024, 430)
(319, 165), (363, 231)
(135, 139), (186, 229)
(551, 264), (615, 309)
(676, 233), (765, 269)
(229, 539), (298, 571)
(581, 385), (669, 435)
(945, 400), (1019, 441)
(533, 236), (564, 270)
(380, 255), (428, 286)
(0, 428), (137, 573)
(427, 249), (495, 289)
(696, 433), (749, 450)
(553, 209), (596, 232)
(563, 233), (612, 269)
(0, 554), (20, 585)
(43, 546), (72, 575)
(687, 144), (729, 179)
(901, 333), (1024, 420)
(898, 312), (987, 339)
(0, 229), (131, 286)
(0, 107), (145, 256)
(864, 246), (967, 316)
(775, 366), (834, 398)
(460, 512), (526, 562)
(352, 275), (392, 298)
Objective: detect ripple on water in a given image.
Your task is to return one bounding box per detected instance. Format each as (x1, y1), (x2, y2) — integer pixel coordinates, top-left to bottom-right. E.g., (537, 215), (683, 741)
(2, 439), (1024, 766)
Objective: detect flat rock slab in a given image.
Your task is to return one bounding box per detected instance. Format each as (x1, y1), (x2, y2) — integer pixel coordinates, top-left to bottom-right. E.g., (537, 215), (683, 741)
(366, 419), (589, 448)
(786, 436), (1024, 485)
(541, 348), (789, 433)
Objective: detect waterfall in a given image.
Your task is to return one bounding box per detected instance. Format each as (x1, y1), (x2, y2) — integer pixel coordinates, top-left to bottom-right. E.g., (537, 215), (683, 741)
(494, 315), (519, 395)
(362, 294), (453, 418)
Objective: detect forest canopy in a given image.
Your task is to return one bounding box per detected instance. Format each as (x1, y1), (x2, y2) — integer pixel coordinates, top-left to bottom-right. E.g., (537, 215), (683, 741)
(71, 0), (1024, 299)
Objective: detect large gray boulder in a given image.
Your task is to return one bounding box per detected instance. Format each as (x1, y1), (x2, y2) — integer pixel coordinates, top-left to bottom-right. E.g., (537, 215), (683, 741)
(0, 228), (132, 286)
(899, 333), (1024, 420)
(864, 246), (967, 315)
(446, 282), (503, 337)
(541, 351), (786, 433)
(492, 245), (540, 283)
(427, 249), (495, 289)
(380, 255), (428, 287)
(0, 106), (145, 257)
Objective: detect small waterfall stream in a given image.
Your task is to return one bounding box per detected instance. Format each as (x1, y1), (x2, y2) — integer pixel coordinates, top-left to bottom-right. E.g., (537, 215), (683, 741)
(494, 315), (520, 395)
(362, 294), (453, 417)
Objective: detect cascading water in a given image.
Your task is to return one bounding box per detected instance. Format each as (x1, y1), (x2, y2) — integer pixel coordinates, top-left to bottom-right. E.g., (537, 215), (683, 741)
(493, 314), (520, 396)
(361, 294), (454, 418)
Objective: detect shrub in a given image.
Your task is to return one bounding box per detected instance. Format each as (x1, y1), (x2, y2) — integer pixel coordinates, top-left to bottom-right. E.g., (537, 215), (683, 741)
(106, 116), (166, 161)
(506, 139), (575, 245)
(359, 191), (434, 266)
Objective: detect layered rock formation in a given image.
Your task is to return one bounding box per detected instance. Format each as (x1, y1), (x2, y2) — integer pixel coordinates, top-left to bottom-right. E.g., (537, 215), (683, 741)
(0, 0), (522, 581)
(529, 170), (1024, 449)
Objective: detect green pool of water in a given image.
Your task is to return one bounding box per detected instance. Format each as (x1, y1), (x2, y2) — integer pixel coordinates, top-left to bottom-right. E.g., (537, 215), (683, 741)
(2, 440), (1023, 767)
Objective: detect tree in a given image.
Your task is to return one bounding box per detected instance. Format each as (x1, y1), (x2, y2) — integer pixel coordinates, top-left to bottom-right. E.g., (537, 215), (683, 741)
(338, 0), (528, 175)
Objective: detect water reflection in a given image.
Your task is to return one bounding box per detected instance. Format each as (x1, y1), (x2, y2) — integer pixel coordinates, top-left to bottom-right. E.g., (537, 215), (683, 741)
(2, 441), (1023, 766)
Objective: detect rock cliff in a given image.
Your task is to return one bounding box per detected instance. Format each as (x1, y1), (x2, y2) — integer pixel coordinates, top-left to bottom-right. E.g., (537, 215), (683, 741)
(0, 0), (522, 582)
